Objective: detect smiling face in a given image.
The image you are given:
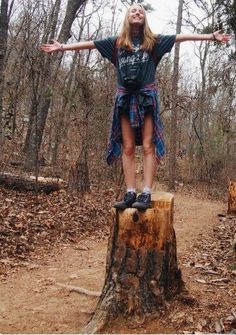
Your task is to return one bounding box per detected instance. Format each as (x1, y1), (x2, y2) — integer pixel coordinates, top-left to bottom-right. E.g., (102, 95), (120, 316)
(128, 4), (145, 26)
(119, 3), (155, 51)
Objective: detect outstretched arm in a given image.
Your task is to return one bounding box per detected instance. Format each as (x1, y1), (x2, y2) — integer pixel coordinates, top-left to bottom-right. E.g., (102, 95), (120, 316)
(41, 39), (96, 53)
(176, 30), (231, 44)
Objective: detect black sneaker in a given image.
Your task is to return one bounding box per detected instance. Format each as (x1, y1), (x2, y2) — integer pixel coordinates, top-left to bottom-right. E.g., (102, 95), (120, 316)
(132, 192), (151, 210)
(114, 192), (136, 209)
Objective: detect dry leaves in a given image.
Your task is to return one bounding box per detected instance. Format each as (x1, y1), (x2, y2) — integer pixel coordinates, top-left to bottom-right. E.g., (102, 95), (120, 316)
(0, 185), (116, 269)
(175, 212), (236, 333)
(182, 213), (236, 280)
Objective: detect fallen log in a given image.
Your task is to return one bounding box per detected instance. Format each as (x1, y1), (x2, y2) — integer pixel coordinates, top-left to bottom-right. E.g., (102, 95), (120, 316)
(83, 191), (184, 333)
(0, 173), (62, 193)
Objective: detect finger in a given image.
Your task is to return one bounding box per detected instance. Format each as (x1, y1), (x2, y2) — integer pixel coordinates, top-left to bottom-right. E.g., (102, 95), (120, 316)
(215, 29), (224, 36)
(42, 47), (53, 52)
(51, 39), (59, 44)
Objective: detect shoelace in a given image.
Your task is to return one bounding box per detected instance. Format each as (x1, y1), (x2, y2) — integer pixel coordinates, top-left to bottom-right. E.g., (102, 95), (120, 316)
(124, 192), (136, 202)
(137, 193), (150, 202)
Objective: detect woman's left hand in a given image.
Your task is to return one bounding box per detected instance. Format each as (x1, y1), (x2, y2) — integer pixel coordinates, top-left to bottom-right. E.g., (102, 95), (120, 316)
(213, 30), (231, 44)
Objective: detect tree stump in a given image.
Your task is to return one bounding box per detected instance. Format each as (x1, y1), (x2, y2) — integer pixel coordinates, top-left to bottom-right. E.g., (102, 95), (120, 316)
(228, 181), (236, 214)
(83, 191), (184, 333)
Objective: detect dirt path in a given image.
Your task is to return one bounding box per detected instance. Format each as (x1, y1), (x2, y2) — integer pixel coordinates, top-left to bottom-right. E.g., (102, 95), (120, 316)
(0, 192), (234, 334)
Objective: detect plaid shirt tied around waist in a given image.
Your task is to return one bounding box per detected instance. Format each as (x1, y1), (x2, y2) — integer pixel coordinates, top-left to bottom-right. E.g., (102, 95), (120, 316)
(106, 82), (165, 165)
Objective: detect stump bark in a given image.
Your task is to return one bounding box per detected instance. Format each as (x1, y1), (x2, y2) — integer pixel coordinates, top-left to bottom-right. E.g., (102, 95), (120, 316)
(84, 191), (184, 333)
(228, 181), (236, 214)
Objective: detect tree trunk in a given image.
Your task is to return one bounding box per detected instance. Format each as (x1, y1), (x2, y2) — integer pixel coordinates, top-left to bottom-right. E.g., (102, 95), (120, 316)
(196, 42), (210, 181)
(24, 84), (52, 171)
(58, 0), (86, 41)
(51, 52), (78, 165)
(228, 180), (236, 214)
(84, 192), (184, 334)
(168, 0), (183, 190)
(66, 71), (94, 194)
(68, 146), (90, 193)
(0, 0), (9, 141)
(24, 0), (62, 170)
(24, 0), (87, 171)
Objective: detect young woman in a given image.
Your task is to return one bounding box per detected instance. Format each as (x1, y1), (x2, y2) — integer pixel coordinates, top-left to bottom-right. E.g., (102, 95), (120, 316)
(42, 4), (230, 210)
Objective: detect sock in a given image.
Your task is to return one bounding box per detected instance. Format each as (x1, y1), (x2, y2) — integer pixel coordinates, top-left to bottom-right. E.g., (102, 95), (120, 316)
(143, 187), (151, 194)
(127, 188), (136, 194)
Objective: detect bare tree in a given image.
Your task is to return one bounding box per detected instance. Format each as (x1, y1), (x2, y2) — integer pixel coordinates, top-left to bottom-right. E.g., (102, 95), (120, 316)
(0, 0), (9, 141)
(168, 0), (184, 190)
(24, 0), (87, 171)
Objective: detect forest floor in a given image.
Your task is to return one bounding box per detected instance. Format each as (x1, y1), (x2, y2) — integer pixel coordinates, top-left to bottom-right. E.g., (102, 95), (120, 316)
(0, 181), (236, 334)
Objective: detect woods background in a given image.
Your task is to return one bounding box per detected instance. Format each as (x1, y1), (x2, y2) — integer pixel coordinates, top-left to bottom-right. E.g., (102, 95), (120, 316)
(0, 0), (235, 193)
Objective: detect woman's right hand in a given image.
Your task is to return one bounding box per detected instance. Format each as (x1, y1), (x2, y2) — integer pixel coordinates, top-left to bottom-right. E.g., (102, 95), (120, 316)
(41, 40), (62, 53)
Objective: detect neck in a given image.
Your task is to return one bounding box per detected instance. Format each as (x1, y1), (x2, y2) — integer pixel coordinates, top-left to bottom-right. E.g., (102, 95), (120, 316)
(130, 25), (142, 38)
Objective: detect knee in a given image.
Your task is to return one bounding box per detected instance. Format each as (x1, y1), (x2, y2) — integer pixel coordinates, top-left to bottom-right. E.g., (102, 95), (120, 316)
(142, 143), (155, 156)
(122, 144), (135, 157)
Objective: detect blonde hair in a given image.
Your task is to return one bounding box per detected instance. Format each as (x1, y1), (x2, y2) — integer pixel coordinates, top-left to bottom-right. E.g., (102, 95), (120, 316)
(118, 4), (157, 52)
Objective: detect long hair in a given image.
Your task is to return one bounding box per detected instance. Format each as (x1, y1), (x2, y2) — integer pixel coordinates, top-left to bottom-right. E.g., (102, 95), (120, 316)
(118, 4), (157, 52)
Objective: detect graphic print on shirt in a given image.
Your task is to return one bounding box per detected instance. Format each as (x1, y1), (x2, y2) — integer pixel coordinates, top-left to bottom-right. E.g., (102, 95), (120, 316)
(117, 40), (150, 88)
(117, 41), (149, 71)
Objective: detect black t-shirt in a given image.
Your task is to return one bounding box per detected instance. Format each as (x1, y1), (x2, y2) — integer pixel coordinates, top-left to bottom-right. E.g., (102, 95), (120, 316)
(94, 34), (176, 87)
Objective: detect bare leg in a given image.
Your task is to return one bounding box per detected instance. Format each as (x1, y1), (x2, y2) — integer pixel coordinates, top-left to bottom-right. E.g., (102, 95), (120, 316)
(120, 114), (136, 189)
(142, 113), (156, 189)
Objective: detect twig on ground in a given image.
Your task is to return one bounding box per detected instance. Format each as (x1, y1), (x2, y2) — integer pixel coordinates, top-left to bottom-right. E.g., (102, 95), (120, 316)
(55, 282), (101, 297)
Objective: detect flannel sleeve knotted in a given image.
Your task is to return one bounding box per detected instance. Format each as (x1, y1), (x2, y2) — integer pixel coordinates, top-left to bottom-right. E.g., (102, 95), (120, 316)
(106, 83), (165, 165)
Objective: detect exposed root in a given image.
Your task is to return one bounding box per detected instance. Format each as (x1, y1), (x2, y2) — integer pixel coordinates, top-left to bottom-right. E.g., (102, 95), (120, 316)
(82, 308), (109, 334)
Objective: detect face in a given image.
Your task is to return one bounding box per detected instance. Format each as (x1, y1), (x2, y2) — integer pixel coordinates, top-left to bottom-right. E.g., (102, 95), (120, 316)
(128, 4), (145, 26)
